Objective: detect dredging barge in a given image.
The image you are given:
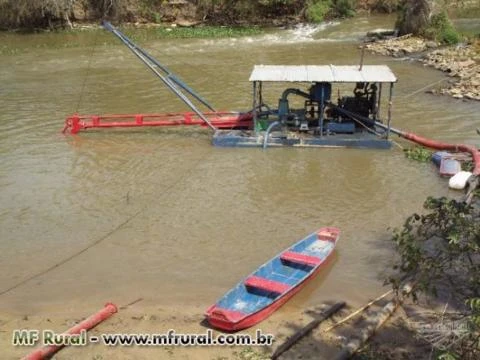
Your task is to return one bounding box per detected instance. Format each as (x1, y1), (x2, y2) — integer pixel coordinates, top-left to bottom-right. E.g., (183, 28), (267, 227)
(63, 21), (397, 150)
(62, 22), (480, 184)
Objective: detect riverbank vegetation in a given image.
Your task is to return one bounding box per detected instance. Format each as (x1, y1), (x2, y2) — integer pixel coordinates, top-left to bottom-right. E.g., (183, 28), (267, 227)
(365, 0), (479, 101)
(0, 0), (357, 30)
(388, 196), (480, 359)
(395, 0), (462, 45)
(1, 0), (475, 32)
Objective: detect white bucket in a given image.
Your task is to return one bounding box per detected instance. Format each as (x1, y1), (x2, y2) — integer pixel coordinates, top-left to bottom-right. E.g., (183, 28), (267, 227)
(448, 171), (473, 190)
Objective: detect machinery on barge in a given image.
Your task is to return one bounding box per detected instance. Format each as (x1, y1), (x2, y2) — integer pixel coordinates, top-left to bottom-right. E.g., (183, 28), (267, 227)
(64, 21), (397, 149)
(214, 64), (396, 148)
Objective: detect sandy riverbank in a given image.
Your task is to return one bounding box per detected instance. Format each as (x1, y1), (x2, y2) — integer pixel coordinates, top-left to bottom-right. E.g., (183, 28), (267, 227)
(1, 297), (442, 360)
(365, 36), (480, 101)
(1, 301), (350, 360)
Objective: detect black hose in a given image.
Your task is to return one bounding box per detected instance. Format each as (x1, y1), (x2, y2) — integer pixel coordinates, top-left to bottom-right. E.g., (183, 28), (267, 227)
(326, 102), (377, 128)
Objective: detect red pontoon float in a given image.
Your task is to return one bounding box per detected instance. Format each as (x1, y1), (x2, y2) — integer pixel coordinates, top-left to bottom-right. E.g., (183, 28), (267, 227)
(63, 111), (253, 134)
(63, 21), (254, 135)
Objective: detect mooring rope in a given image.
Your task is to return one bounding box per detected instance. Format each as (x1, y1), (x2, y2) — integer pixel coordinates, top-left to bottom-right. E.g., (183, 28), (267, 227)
(403, 77), (449, 100)
(74, 26), (100, 113)
(0, 149), (212, 297)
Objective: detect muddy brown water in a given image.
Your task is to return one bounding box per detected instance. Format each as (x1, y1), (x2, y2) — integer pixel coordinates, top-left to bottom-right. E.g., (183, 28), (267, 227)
(0, 16), (479, 318)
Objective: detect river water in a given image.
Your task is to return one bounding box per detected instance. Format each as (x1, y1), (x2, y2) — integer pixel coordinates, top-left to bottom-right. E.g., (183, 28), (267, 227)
(0, 16), (478, 316)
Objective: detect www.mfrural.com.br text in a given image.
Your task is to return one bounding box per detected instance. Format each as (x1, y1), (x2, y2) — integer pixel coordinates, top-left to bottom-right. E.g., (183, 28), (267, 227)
(12, 329), (274, 347)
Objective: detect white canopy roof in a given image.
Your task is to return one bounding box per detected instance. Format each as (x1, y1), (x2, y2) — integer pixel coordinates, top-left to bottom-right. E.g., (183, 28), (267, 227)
(249, 65), (397, 83)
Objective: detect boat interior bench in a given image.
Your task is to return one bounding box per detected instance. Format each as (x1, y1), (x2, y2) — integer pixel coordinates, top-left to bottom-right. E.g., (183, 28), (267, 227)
(317, 229), (337, 241)
(245, 275), (291, 294)
(280, 251), (322, 267)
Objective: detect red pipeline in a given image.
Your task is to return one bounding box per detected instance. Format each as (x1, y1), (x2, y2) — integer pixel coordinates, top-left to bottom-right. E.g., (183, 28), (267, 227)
(402, 132), (480, 176)
(23, 303), (118, 360)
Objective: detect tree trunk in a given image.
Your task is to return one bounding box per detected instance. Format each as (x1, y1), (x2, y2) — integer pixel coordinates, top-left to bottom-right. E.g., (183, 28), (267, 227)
(397, 0), (432, 36)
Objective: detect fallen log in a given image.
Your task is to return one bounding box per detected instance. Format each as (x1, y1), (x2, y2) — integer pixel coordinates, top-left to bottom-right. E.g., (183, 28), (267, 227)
(271, 302), (345, 360)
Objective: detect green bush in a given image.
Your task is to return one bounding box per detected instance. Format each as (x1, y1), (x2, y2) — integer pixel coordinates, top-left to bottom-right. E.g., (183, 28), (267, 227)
(425, 11), (460, 45)
(305, 0), (355, 23)
(306, 0), (332, 23)
(332, 0), (356, 18)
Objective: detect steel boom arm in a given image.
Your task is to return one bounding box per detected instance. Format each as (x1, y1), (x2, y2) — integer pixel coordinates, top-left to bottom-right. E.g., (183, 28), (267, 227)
(102, 21), (217, 131)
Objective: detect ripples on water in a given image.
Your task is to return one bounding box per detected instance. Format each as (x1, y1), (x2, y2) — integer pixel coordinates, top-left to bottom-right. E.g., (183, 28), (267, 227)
(0, 16), (478, 312)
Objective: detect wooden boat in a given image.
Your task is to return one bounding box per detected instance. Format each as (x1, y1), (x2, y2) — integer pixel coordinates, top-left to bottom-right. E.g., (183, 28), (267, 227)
(205, 227), (339, 331)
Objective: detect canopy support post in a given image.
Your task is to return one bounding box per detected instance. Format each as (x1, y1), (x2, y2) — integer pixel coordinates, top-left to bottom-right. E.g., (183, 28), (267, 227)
(253, 81), (258, 134)
(319, 86), (325, 137)
(377, 83), (383, 120)
(387, 83), (394, 140)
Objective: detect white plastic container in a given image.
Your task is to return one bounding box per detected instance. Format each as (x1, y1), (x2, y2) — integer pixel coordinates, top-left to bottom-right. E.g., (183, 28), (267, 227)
(448, 171), (473, 190)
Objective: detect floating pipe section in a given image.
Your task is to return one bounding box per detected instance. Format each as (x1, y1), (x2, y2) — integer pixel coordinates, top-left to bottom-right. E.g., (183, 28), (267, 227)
(326, 102), (480, 176)
(263, 121), (281, 149)
(23, 303), (118, 360)
(374, 122), (480, 176)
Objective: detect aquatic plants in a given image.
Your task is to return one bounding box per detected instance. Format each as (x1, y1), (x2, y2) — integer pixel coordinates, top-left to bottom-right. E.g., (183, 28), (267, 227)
(155, 25), (263, 39)
(404, 146), (433, 162)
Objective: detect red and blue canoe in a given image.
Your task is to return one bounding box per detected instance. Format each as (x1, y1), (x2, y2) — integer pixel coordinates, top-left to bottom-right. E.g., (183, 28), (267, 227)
(205, 227), (339, 331)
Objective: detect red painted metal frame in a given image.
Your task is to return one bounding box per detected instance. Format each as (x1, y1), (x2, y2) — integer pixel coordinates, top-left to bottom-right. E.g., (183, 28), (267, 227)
(63, 111), (253, 134)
